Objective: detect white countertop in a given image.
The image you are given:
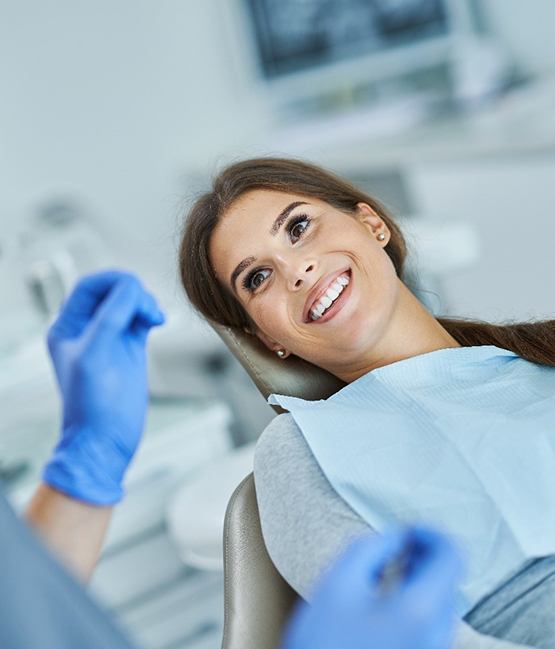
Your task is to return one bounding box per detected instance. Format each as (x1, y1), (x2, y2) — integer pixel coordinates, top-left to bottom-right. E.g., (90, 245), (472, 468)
(266, 77), (555, 171)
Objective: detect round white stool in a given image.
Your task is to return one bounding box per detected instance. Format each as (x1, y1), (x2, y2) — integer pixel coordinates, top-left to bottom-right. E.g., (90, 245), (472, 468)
(165, 442), (255, 570)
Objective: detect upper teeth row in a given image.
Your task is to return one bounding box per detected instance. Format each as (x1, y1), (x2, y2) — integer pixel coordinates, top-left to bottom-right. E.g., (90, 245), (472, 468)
(310, 273), (350, 320)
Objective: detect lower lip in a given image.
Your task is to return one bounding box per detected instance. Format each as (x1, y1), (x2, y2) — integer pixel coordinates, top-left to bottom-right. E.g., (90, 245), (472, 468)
(308, 270), (353, 325)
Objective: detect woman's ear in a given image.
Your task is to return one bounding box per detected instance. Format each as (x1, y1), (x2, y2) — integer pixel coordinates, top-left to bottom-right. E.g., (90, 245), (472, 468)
(251, 327), (289, 357)
(355, 202), (390, 245)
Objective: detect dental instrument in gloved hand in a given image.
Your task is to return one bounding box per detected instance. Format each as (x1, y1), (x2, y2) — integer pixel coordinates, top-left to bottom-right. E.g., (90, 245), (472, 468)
(42, 270), (165, 505)
(282, 526), (464, 649)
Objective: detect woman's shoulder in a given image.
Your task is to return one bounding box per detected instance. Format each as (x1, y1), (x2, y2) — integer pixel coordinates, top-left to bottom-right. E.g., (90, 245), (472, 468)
(254, 411), (367, 508)
(254, 412), (339, 505)
(254, 412), (310, 472)
(252, 420), (529, 649)
(254, 412), (318, 518)
(253, 413), (370, 599)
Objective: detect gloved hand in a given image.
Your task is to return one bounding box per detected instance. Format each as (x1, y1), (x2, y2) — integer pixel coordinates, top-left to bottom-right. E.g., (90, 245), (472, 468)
(43, 270), (165, 505)
(283, 526), (463, 649)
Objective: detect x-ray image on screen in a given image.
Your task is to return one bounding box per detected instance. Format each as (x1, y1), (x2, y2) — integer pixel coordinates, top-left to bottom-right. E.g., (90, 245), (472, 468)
(244, 0), (449, 78)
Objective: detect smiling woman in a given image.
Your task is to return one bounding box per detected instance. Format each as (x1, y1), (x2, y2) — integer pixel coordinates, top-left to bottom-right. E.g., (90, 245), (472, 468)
(178, 157), (555, 649)
(179, 157), (555, 380)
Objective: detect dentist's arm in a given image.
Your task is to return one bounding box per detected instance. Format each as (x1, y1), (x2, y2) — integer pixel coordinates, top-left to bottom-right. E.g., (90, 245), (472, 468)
(26, 484), (113, 582)
(25, 271), (164, 581)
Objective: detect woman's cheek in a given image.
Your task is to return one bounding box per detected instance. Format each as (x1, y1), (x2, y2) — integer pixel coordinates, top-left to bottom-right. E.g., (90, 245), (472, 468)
(251, 300), (278, 334)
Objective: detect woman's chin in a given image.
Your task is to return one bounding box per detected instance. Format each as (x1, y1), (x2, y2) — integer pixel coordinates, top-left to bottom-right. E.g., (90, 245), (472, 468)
(328, 314), (384, 360)
(324, 303), (367, 341)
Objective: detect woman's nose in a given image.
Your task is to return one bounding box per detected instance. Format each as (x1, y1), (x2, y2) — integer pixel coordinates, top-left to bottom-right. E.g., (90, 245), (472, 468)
(287, 261), (316, 291)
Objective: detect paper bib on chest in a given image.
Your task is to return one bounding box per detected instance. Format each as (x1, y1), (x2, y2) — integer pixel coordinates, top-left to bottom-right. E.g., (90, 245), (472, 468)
(268, 345), (555, 615)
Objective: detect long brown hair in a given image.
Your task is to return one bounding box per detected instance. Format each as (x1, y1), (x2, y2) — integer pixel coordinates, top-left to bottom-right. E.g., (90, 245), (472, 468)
(179, 157), (555, 368)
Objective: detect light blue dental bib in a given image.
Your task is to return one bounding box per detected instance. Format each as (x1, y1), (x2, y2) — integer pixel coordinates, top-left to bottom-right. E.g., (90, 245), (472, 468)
(268, 345), (555, 615)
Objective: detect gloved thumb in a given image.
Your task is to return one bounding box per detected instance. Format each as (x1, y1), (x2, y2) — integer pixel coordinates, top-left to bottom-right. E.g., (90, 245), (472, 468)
(89, 275), (158, 343)
(135, 291), (165, 328)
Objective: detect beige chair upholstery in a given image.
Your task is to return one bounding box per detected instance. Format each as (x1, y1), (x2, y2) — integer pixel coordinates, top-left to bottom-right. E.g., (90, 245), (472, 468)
(222, 474), (297, 649)
(212, 323), (345, 411)
(216, 324), (345, 649)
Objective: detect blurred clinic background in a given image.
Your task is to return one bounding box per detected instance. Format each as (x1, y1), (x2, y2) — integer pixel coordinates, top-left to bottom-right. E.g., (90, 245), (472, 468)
(1, 1), (555, 648)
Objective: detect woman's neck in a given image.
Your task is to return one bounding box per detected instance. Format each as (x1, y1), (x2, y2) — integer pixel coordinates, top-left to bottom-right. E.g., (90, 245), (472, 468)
(331, 282), (461, 384)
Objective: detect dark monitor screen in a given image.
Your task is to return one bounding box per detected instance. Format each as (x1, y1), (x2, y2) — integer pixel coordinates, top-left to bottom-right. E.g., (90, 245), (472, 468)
(244, 0), (450, 79)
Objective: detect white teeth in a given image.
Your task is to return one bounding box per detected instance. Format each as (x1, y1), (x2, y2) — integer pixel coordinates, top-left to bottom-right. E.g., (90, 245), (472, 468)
(312, 286), (343, 319)
(310, 272), (351, 320)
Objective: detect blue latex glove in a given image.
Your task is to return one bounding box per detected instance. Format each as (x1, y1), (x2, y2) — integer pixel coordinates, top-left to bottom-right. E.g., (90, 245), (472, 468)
(283, 526), (464, 649)
(43, 270), (165, 505)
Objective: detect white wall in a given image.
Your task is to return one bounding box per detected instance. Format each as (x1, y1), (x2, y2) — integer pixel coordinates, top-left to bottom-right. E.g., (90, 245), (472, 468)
(0, 1), (266, 299)
(483, 0), (555, 77)
(2, 0), (555, 303)
(409, 156), (555, 322)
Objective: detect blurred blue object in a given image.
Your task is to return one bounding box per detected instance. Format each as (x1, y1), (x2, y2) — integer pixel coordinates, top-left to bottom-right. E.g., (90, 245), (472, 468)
(282, 526), (462, 649)
(43, 270), (164, 505)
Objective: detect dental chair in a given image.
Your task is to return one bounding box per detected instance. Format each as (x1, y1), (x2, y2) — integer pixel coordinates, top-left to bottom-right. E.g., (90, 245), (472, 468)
(215, 324), (345, 649)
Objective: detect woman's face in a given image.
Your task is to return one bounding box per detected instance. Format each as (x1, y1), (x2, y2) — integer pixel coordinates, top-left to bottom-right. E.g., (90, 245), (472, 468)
(209, 189), (402, 375)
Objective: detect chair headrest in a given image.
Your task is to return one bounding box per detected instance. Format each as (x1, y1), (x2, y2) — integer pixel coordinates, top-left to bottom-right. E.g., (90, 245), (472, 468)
(212, 323), (346, 413)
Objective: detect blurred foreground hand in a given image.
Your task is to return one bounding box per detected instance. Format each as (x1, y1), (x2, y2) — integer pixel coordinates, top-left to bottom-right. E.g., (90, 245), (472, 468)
(283, 526), (463, 649)
(43, 270), (165, 505)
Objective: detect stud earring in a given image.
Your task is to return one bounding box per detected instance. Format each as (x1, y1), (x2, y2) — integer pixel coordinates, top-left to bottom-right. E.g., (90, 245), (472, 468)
(276, 349), (286, 358)
(377, 232), (386, 241)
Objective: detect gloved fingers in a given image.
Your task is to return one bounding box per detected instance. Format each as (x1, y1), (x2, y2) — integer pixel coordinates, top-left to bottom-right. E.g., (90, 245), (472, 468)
(310, 530), (406, 605)
(128, 291), (166, 347)
(89, 274), (163, 342)
(280, 600), (313, 649)
(400, 526), (463, 589)
(389, 526), (463, 610)
(130, 313), (164, 346)
(135, 291), (165, 328)
(49, 270), (132, 340)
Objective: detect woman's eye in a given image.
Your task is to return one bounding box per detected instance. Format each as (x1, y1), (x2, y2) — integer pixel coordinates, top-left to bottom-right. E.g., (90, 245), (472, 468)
(242, 215), (312, 293)
(288, 215), (311, 243)
(244, 268), (271, 292)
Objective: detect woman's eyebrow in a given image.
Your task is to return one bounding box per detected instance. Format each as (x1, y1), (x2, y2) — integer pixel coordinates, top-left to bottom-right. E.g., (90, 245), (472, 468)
(229, 201), (309, 294)
(269, 201), (308, 235)
(230, 256), (256, 295)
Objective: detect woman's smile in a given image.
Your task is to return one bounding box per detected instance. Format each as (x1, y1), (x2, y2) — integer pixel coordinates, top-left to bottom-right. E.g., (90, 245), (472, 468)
(208, 187), (403, 374)
(304, 268), (352, 325)
(183, 159), (479, 383)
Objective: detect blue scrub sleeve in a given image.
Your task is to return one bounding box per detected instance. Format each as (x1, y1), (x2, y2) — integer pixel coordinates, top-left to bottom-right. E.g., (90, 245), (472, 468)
(0, 487), (137, 649)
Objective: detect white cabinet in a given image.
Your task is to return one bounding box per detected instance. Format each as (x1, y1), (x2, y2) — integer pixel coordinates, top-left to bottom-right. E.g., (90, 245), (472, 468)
(89, 400), (232, 649)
